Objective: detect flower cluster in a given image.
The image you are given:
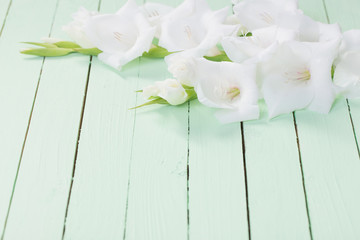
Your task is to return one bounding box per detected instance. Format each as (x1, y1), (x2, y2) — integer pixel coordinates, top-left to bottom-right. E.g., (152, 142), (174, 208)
(21, 0), (360, 124)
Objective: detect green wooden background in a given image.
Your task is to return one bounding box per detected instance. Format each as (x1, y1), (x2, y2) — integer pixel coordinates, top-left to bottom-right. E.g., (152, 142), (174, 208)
(0, 0), (359, 239)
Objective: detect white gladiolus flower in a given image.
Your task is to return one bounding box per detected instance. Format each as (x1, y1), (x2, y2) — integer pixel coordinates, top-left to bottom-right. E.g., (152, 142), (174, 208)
(194, 59), (260, 123)
(62, 7), (98, 48)
(260, 40), (340, 118)
(233, 0), (299, 31)
(84, 0), (156, 69)
(222, 25), (296, 63)
(165, 53), (197, 87)
(158, 0), (238, 55)
(333, 30), (360, 98)
(143, 79), (188, 105)
(277, 12), (342, 42)
(140, 3), (174, 38)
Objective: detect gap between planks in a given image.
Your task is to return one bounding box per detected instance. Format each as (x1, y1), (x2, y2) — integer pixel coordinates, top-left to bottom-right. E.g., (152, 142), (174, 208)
(240, 122), (252, 240)
(322, 0), (360, 158)
(61, 56), (93, 239)
(121, 57), (141, 240)
(0, 0), (12, 37)
(292, 113), (314, 240)
(61, 1), (103, 239)
(0, 0), (60, 238)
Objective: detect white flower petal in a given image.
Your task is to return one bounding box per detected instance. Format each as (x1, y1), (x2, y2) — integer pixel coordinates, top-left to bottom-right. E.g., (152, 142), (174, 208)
(140, 3), (174, 38)
(233, 0), (299, 31)
(339, 29), (360, 55)
(334, 51), (360, 99)
(85, 4), (156, 69)
(158, 0), (235, 55)
(262, 73), (314, 118)
(143, 85), (160, 99)
(165, 53), (197, 86)
(261, 41), (337, 118)
(222, 26), (296, 63)
(215, 104), (260, 123)
(62, 7), (98, 48)
(193, 59), (259, 122)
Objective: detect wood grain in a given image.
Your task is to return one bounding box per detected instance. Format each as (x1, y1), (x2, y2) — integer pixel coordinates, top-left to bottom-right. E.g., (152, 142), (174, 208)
(0, 0), (58, 236)
(2, 0), (99, 239)
(295, 0), (360, 238)
(187, 1), (249, 240)
(243, 102), (311, 239)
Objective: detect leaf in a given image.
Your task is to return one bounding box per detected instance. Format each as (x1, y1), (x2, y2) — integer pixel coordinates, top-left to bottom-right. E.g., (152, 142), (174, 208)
(20, 48), (74, 57)
(129, 97), (169, 110)
(74, 48), (102, 56)
(22, 42), (57, 48)
(204, 51), (231, 62)
(142, 45), (173, 58)
(54, 41), (81, 48)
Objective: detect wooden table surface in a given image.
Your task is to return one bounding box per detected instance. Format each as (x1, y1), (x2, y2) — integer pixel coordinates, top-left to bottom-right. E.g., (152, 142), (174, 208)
(1, 0), (360, 239)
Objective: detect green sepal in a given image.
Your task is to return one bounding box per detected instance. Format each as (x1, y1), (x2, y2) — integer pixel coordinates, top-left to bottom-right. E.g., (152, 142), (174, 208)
(22, 42), (57, 48)
(142, 45), (173, 58)
(331, 65), (335, 79)
(20, 48), (74, 57)
(204, 51), (231, 62)
(183, 85), (198, 101)
(74, 48), (102, 56)
(129, 97), (169, 110)
(54, 41), (81, 48)
(238, 32), (253, 37)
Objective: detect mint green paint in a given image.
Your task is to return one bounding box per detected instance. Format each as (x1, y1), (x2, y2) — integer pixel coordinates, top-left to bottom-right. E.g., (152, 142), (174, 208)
(294, 0), (360, 238)
(0, 0), (59, 237)
(0, 0), (360, 239)
(323, 0), (360, 158)
(243, 102), (311, 239)
(2, 0), (100, 239)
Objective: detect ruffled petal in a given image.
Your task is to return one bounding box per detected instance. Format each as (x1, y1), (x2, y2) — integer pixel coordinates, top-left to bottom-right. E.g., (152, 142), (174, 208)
(233, 0), (299, 30)
(194, 59), (259, 112)
(140, 3), (174, 38)
(215, 104), (260, 123)
(62, 7), (98, 48)
(85, 9), (156, 69)
(334, 51), (360, 99)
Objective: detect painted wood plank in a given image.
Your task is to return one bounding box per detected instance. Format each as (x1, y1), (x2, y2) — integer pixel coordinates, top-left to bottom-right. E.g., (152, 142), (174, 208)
(0, 0), (11, 36)
(295, 0), (360, 238)
(243, 102), (311, 239)
(188, 101), (249, 240)
(62, 1), (137, 239)
(122, 0), (189, 237)
(63, 58), (138, 239)
(63, 0), (185, 239)
(187, 0), (249, 239)
(323, 0), (360, 156)
(1, 0), (100, 239)
(124, 58), (188, 240)
(0, 0), (58, 235)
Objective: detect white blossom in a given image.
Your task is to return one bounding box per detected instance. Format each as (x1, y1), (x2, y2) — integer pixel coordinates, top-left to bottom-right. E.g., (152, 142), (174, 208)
(143, 79), (188, 105)
(333, 30), (360, 98)
(62, 7), (98, 48)
(260, 40), (340, 118)
(84, 0), (156, 69)
(194, 59), (260, 123)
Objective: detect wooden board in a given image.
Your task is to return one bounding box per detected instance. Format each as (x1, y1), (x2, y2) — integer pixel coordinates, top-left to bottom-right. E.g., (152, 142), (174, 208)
(188, 1), (249, 239)
(0, 0), (58, 236)
(2, 0), (99, 239)
(243, 102), (311, 239)
(0, 0), (359, 239)
(295, 0), (360, 238)
(0, 0), (11, 36)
